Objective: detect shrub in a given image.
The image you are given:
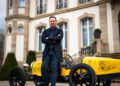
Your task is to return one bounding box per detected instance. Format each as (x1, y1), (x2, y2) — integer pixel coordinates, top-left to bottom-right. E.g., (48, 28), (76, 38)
(0, 53), (18, 80)
(26, 51), (36, 66)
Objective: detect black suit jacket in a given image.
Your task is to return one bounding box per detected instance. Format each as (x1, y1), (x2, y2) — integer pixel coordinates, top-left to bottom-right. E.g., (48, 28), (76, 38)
(42, 27), (63, 62)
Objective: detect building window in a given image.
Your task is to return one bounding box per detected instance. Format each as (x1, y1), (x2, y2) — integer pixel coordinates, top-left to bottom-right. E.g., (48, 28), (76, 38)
(58, 22), (67, 49)
(17, 26), (24, 34)
(56, 0), (67, 9)
(18, 0), (25, 7)
(8, 27), (12, 34)
(9, 0), (13, 8)
(37, 0), (47, 14)
(37, 26), (45, 51)
(79, 0), (91, 3)
(81, 18), (93, 46)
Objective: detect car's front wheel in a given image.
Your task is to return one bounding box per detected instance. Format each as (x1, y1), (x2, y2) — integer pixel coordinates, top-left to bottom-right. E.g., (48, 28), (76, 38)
(69, 64), (97, 86)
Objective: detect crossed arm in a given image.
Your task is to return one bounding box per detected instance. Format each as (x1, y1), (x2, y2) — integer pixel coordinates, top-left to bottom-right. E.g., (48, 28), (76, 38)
(42, 29), (63, 44)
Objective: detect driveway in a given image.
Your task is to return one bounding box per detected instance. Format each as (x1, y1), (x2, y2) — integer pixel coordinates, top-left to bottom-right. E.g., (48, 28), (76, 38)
(0, 81), (120, 86)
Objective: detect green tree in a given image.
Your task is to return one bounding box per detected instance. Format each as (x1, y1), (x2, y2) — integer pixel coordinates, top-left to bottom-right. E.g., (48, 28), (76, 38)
(26, 51), (36, 66)
(0, 53), (18, 80)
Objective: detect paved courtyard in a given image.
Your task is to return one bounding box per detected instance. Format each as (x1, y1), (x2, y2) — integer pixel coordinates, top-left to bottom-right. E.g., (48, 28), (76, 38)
(0, 81), (119, 86)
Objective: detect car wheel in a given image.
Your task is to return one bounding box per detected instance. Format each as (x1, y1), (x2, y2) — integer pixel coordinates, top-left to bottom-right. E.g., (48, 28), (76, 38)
(33, 76), (44, 86)
(9, 66), (26, 86)
(97, 80), (111, 86)
(69, 63), (97, 86)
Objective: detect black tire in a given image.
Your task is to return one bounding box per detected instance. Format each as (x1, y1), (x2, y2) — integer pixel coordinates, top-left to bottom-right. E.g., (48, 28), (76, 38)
(69, 63), (97, 86)
(9, 66), (26, 86)
(33, 76), (44, 86)
(97, 80), (111, 86)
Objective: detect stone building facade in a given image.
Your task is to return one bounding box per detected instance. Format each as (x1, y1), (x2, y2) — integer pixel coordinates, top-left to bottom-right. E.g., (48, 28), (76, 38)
(4, 0), (120, 63)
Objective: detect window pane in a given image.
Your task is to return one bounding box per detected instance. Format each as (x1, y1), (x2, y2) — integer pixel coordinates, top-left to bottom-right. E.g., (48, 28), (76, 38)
(58, 22), (67, 49)
(39, 27), (45, 51)
(79, 0), (91, 3)
(83, 28), (88, 46)
(17, 27), (24, 34)
(57, 0), (67, 9)
(81, 18), (93, 46)
(89, 26), (93, 44)
(9, 0), (13, 7)
(37, 0), (46, 14)
(19, 0), (25, 7)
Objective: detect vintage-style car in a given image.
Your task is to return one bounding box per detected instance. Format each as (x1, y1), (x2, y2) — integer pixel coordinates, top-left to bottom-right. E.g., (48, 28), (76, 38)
(9, 55), (120, 86)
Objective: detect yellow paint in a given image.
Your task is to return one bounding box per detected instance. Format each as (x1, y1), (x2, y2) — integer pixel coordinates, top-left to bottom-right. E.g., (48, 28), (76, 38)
(83, 57), (120, 75)
(31, 60), (42, 76)
(31, 57), (120, 76)
(31, 60), (71, 76)
(61, 67), (71, 76)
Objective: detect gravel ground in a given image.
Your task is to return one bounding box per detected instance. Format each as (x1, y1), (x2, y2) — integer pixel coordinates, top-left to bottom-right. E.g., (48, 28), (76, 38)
(0, 81), (119, 86)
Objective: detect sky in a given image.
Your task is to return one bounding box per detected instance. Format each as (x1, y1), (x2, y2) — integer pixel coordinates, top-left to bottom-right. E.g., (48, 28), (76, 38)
(0, 0), (6, 30)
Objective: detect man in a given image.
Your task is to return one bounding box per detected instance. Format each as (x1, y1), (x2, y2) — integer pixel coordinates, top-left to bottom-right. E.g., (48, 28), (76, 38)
(41, 16), (63, 86)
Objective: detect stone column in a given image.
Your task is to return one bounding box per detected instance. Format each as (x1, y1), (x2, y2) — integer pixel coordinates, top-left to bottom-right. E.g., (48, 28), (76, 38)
(23, 20), (29, 63)
(11, 20), (17, 53)
(95, 39), (108, 56)
(99, 3), (108, 43)
(13, 0), (18, 15)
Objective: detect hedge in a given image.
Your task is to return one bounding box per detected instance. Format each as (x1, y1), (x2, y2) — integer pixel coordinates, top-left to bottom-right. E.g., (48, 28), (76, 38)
(26, 51), (36, 66)
(0, 53), (18, 80)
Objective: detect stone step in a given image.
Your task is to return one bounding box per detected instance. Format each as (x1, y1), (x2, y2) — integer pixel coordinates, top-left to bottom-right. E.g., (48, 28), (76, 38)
(97, 53), (120, 59)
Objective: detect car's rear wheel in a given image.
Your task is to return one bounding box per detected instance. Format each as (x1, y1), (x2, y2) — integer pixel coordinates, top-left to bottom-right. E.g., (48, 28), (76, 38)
(9, 66), (26, 86)
(97, 80), (111, 86)
(69, 64), (97, 86)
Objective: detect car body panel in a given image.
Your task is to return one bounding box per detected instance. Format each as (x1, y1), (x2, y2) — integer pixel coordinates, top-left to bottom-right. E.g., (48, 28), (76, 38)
(31, 60), (71, 76)
(82, 57), (120, 75)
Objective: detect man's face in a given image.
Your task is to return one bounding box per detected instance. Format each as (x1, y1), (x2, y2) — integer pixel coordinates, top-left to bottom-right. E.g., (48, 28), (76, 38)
(49, 18), (57, 28)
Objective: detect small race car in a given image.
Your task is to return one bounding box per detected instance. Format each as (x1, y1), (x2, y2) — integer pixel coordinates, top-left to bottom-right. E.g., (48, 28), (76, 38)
(9, 55), (120, 86)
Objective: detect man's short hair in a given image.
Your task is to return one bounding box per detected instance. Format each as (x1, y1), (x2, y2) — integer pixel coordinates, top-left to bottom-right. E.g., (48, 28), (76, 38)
(49, 16), (57, 21)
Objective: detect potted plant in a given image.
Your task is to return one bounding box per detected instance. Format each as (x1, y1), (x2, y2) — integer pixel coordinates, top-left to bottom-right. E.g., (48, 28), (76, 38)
(94, 28), (101, 39)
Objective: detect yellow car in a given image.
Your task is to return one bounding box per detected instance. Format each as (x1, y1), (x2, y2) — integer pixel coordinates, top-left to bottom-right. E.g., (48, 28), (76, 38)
(9, 55), (120, 86)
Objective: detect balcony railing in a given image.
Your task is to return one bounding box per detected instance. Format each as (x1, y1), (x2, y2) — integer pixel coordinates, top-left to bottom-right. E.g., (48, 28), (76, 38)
(80, 41), (97, 57)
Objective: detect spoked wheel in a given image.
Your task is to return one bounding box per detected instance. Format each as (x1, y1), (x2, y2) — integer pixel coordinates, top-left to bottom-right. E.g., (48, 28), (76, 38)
(97, 80), (111, 86)
(69, 64), (97, 86)
(33, 76), (44, 86)
(9, 66), (26, 86)
(63, 54), (74, 65)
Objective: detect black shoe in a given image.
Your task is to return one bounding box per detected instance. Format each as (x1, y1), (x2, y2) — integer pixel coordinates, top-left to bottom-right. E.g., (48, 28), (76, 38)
(51, 84), (55, 86)
(44, 83), (49, 86)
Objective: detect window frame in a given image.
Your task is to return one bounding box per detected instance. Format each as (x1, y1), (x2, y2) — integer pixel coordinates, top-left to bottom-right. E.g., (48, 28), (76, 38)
(18, 0), (25, 8)
(81, 18), (94, 47)
(17, 26), (24, 34)
(37, 0), (47, 14)
(9, 0), (13, 8)
(57, 22), (68, 49)
(79, 0), (92, 3)
(56, 0), (67, 10)
(37, 26), (45, 52)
